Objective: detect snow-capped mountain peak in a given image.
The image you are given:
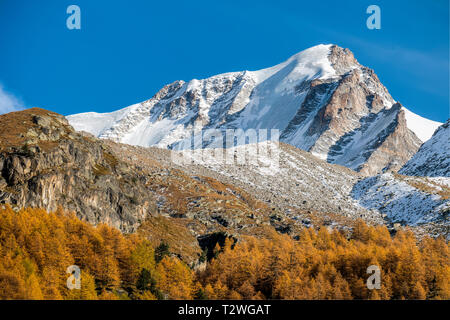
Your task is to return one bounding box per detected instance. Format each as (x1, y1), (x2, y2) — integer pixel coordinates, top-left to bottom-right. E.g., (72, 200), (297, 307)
(67, 44), (441, 175)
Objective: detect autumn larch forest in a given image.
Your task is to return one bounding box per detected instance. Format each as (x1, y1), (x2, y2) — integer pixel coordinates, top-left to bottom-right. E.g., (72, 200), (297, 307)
(0, 205), (448, 300)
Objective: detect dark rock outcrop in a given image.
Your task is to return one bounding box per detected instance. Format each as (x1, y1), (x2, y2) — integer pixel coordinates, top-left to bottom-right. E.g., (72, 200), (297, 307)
(0, 108), (159, 232)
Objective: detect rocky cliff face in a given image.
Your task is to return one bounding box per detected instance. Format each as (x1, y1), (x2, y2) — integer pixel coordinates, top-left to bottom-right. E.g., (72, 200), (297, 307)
(281, 46), (423, 176)
(0, 108), (160, 232)
(68, 44), (434, 175)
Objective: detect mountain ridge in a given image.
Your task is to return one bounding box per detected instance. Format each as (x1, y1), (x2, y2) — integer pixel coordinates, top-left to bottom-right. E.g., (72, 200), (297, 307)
(400, 120), (450, 177)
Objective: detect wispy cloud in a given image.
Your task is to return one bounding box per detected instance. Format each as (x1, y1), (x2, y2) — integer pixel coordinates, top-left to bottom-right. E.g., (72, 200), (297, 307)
(350, 39), (449, 98)
(343, 36), (448, 75)
(0, 84), (24, 115)
(311, 26), (449, 99)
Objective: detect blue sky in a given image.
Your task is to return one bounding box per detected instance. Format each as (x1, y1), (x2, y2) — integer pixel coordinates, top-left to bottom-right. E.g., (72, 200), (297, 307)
(0, 0), (448, 122)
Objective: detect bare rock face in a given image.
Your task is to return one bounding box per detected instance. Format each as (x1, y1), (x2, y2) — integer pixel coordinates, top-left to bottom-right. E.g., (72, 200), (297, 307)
(0, 108), (159, 232)
(283, 46), (422, 175)
(328, 45), (360, 75)
(356, 104), (423, 176)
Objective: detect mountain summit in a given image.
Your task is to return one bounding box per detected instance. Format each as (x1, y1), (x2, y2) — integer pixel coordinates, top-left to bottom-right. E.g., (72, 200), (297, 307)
(67, 44), (442, 175)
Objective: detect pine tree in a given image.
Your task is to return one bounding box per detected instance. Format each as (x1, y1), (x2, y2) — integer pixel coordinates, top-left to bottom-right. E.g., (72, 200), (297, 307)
(136, 268), (152, 291)
(155, 242), (170, 263)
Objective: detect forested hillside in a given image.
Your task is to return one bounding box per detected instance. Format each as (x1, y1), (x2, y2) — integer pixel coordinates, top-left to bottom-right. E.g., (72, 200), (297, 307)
(0, 206), (448, 300)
